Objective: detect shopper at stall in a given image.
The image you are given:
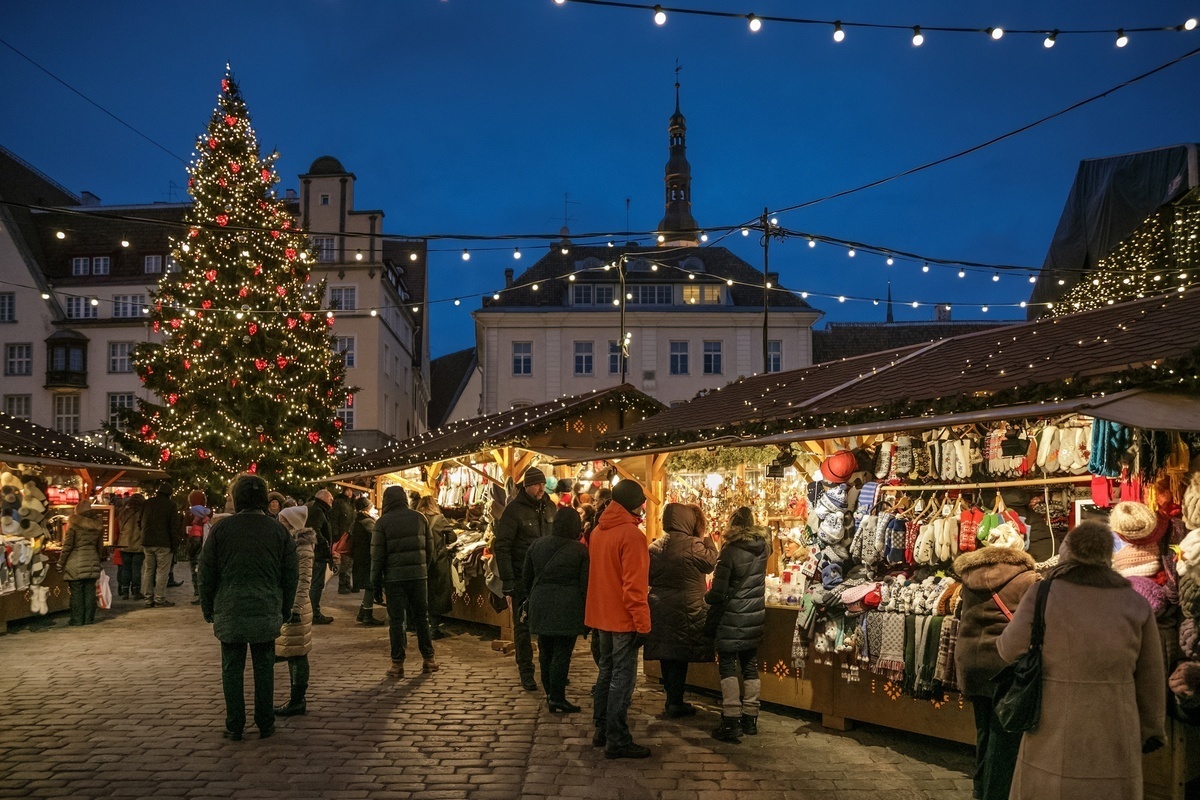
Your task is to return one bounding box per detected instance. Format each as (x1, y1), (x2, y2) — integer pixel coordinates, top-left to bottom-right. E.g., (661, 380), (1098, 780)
(523, 507), (589, 713)
(349, 497), (384, 626)
(953, 529), (1040, 800)
(306, 489), (336, 625)
(585, 479), (653, 759)
(416, 495), (457, 640)
(274, 505), (315, 718)
(60, 498), (105, 626)
(997, 519), (1166, 799)
(331, 487), (356, 595)
(494, 466), (556, 691)
(140, 484), (183, 608)
(371, 486), (439, 678)
(185, 490), (210, 603)
(198, 474), (299, 741)
(646, 502), (717, 718)
(705, 506), (769, 744)
(115, 493), (145, 601)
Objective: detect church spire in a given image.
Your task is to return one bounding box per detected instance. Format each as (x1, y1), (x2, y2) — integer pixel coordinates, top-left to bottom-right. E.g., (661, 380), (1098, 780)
(656, 67), (699, 247)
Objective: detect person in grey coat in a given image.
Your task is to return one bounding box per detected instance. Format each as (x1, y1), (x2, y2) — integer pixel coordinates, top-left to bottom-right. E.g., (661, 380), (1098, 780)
(199, 474), (299, 742)
(523, 508), (589, 713)
(646, 503), (717, 718)
(60, 499), (105, 626)
(705, 506), (769, 743)
(372, 486), (438, 678)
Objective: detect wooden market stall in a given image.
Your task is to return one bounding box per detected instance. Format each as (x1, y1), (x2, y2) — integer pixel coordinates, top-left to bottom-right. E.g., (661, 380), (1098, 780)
(326, 385), (664, 631)
(597, 290), (1200, 800)
(0, 412), (167, 631)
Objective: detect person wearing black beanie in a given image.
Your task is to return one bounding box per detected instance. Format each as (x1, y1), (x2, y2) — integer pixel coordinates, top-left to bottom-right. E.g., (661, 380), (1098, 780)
(611, 480), (647, 514)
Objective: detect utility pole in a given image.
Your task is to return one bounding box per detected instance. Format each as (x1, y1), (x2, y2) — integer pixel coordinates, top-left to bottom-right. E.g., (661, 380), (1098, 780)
(618, 255), (629, 384)
(761, 208), (770, 374)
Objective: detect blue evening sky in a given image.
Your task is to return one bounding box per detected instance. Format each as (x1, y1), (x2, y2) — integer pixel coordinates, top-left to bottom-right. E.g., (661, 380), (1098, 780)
(3, 1), (1198, 357)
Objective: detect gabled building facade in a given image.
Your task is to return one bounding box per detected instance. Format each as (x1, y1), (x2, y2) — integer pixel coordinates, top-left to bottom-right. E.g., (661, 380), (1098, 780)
(471, 87), (821, 412)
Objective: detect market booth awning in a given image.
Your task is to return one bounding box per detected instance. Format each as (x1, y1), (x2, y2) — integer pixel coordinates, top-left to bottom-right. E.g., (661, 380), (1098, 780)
(0, 412), (168, 488)
(599, 289), (1200, 454)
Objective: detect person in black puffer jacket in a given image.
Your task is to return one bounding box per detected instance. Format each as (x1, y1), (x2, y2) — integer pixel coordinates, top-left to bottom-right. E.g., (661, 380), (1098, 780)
(705, 506), (769, 743)
(523, 508), (589, 713)
(646, 503), (717, 718)
(350, 497), (384, 626)
(371, 486), (438, 677)
(305, 490), (335, 624)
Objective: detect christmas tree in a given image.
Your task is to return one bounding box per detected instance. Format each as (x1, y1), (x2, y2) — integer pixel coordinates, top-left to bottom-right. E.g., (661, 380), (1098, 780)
(113, 67), (350, 496)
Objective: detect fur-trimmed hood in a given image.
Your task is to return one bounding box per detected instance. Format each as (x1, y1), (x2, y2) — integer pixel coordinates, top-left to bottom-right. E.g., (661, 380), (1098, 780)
(66, 512), (105, 535)
(291, 526), (317, 550)
(954, 545), (1036, 592)
(723, 524), (770, 544)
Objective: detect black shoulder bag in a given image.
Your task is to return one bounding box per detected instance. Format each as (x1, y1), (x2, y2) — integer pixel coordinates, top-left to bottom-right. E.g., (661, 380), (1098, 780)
(991, 578), (1052, 733)
(519, 541), (570, 625)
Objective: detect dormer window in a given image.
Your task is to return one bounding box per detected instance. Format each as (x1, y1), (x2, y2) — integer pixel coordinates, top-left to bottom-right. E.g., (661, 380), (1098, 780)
(45, 329), (88, 389)
(320, 194), (330, 206)
(680, 256), (705, 274)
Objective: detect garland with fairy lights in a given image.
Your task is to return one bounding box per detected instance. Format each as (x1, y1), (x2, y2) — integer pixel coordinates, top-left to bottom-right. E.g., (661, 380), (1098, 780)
(108, 70), (351, 496)
(599, 344), (1200, 453)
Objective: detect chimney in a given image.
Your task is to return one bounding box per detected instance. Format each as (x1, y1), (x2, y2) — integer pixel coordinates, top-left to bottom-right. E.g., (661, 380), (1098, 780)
(936, 304), (952, 322)
(80, 191), (101, 207)
(504, 268), (514, 288)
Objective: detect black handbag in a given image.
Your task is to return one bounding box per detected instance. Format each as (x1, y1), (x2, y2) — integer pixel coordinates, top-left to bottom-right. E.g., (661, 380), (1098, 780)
(991, 578), (1052, 733)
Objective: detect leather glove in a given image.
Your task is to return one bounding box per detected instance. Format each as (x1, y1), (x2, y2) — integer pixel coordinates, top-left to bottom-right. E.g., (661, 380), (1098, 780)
(1143, 737), (1165, 754)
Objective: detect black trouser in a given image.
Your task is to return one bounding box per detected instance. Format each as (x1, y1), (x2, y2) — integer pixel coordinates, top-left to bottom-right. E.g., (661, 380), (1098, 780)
(310, 558), (330, 616)
(284, 655), (309, 700)
(659, 658), (690, 706)
(337, 554), (353, 592)
(68, 579), (97, 625)
(537, 634), (577, 703)
(971, 693), (1022, 800)
(220, 641), (275, 734)
(187, 537), (203, 595)
(511, 587), (534, 680)
(384, 579), (433, 663)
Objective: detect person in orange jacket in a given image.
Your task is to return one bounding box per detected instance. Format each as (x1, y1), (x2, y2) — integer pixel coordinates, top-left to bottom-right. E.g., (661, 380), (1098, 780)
(585, 479), (652, 760)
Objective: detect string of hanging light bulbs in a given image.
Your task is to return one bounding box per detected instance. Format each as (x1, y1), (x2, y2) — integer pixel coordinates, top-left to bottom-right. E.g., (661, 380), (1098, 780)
(551, 0), (1197, 48)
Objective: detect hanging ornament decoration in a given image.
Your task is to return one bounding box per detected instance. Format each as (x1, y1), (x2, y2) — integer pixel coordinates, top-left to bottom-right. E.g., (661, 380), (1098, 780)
(285, 317), (298, 329)
(230, 162), (241, 174)
(254, 359), (268, 371)
(204, 269), (218, 282)
(326, 445), (337, 455)
(201, 300), (211, 309)
(247, 322), (258, 336)
(238, 286), (249, 298)
(247, 463), (258, 474)
(224, 115), (237, 126)
(275, 286), (287, 297)
(208, 138), (218, 150)
(275, 356), (289, 369)
(216, 214), (228, 227)
(168, 319), (181, 329)
(285, 248), (297, 261)
(270, 230), (281, 239)
(301, 312), (313, 323)
(161, 449), (171, 462)
(307, 431), (321, 444)
(183, 359), (191, 370)
(261, 169), (271, 182)
(167, 393), (178, 405)
(189, 227), (199, 238)
(253, 264), (263, 275)
(197, 449), (209, 459)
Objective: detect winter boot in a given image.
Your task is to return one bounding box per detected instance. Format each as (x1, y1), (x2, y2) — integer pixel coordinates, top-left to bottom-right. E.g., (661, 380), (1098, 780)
(712, 717), (743, 743)
(422, 657), (440, 673)
(274, 687), (307, 717)
(387, 661), (405, 678)
(740, 714), (758, 736)
(357, 608), (385, 626)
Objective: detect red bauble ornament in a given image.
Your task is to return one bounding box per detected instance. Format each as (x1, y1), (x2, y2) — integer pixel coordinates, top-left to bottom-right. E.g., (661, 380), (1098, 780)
(285, 317), (298, 329)
(258, 434), (266, 443)
(258, 200), (268, 210)
(198, 449), (208, 459)
(247, 322), (258, 335)
(230, 163), (240, 174)
(254, 359), (268, 371)
(140, 425), (151, 436)
(218, 178), (226, 188)
(167, 393), (178, 405)
(183, 359), (191, 370)
(275, 286), (286, 297)
(189, 227), (199, 238)
(253, 264), (263, 275)
(216, 214), (228, 227)
(208, 138), (217, 150)
(282, 220), (291, 230)
(204, 269), (217, 282)
(325, 316), (336, 327)
(192, 339), (201, 348)
(270, 230), (280, 239)
(275, 356), (288, 369)
(238, 286), (249, 298)
(160, 448), (171, 462)
(221, 78), (230, 91)
(307, 431), (320, 444)
(333, 419), (343, 429)
(285, 248), (297, 261)
(152, 321), (161, 333)
(305, 273), (312, 283)
(301, 312), (312, 323)
(261, 169), (271, 181)
(326, 445), (337, 455)
(247, 462), (258, 474)
(188, 178), (195, 188)
(169, 319), (181, 329)
(224, 115), (237, 127)
(201, 300), (211, 309)
(231, 378), (239, 387)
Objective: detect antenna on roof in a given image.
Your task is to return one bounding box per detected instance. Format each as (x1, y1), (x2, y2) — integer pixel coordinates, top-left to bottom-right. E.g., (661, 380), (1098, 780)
(163, 180), (182, 203)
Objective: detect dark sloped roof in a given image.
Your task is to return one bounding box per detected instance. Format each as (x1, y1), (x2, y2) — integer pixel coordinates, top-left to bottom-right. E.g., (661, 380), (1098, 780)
(331, 384), (664, 479)
(428, 347), (478, 428)
(477, 245), (817, 311)
(0, 412), (164, 476)
(601, 289), (1200, 451)
(812, 320), (1016, 364)
(0, 145), (81, 277)
(30, 204), (187, 285)
(304, 156), (348, 176)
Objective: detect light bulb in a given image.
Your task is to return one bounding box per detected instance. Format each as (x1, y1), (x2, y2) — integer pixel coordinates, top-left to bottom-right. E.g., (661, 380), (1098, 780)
(370, 308), (377, 316)
(992, 273), (1000, 282)
(656, 234), (665, 243)
(726, 279), (733, 286)
(922, 263), (929, 273)
(958, 269), (966, 278)
(807, 237), (816, 248)
(493, 293), (500, 300)
(554, 0), (565, 4)
(886, 257), (894, 266)
(770, 217), (778, 226)
(607, 241), (614, 248)
(90, 298), (99, 306)
(561, 247), (569, 254)
(41, 292), (50, 300)
(121, 240), (130, 248)
(1044, 30), (1058, 48)
(453, 298), (461, 306)
(612, 299), (619, 306)
(411, 306), (418, 313)
(912, 26), (924, 46)
(1029, 275), (1037, 283)
(801, 291), (808, 299)
(653, 5), (666, 25)
(838, 295), (845, 303)
(568, 274), (576, 281)
(982, 305), (989, 313)
(513, 248), (521, 259)
(56, 231), (65, 239)
(410, 252), (418, 261)
(748, 14), (761, 32)
(848, 249), (856, 258)
(700, 233), (708, 242)
(741, 228), (749, 237)
(872, 299), (879, 306)
(1019, 301), (1028, 308)
(944, 305), (952, 312)
(461, 249), (470, 261)
(355, 250), (363, 261)
(1058, 278), (1066, 285)
(989, 27), (1004, 40)
(1116, 29), (1128, 47)
(1187, 18), (1198, 31)
(911, 301), (919, 308)
(833, 21), (844, 42)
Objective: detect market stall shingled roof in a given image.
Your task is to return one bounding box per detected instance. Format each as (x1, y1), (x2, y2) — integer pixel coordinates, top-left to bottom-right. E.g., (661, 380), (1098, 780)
(330, 384), (664, 480)
(0, 412), (167, 479)
(600, 289), (1200, 452)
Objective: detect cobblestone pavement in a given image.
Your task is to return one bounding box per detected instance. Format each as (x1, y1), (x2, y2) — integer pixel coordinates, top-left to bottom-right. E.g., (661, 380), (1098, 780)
(0, 569), (973, 800)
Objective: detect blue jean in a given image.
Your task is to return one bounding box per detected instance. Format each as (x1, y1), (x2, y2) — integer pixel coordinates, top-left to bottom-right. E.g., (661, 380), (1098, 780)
(593, 631), (639, 748)
(117, 550), (143, 595)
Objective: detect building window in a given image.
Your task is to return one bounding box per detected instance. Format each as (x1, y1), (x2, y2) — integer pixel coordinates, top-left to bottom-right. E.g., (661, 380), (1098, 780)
(5, 344), (33, 376)
(383, 343), (390, 376)
(4, 394), (31, 419)
(91, 256), (110, 276)
(313, 237), (336, 263)
(112, 294), (146, 318)
(703, 340), (723, 375)
(72, 257), (90, 276)
(572, 284), (593, 305)
(682, 284), (721, 305)
(628, 285), (673, 305)
(144, 255), (162, 274)
(320, 194), (330, 206)
(767, 340), (782, 373)
(609, 341), (626, 375)
(595, 286), (615, 305)
(334, 336), (356, 368)
(329, 286), (356, 311)
(66, 297), (98, 319)
(51, 345), (85, 372)
(109, 342), (135, 373)
(574, 341), (593, 376)
(0, 292), (13, 322)
(512, 341), (532, 376)
(54, 394), (80, 434)
(166, 256), (181, 273)
(108, 392), (135, 428)
(337, 395), (354, 430)
(669, 341), (689, 375)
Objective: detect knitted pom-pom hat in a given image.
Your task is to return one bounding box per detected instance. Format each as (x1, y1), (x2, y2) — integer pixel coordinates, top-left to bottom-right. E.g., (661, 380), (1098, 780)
(1110, 501), (1166, 545)
(1184, 473), (1200, 531)
(1061, 520), (1117, 567)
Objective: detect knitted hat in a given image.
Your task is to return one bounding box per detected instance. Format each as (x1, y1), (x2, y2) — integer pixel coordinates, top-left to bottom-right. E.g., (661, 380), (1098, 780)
(1110, 501), (1166, 545)
(1112, 544), (1161, 578)
(611, 480), (646, 512)
(820, 450), (858, 484)
(986, 523), (1025, 551)
(1178, 529), (1200, 577)
(1170, 661), (1200, 700)
(1128, 576), (1170, 616)
(188, 490), (207, 507)
(1184, 473), (1200, 530)
(1061, 520), (1117, 567)
(354, 496), (372, 512)
(553, 507), (582, 539)
(278, 505), (308, 530)
(522, 467), (547, 487)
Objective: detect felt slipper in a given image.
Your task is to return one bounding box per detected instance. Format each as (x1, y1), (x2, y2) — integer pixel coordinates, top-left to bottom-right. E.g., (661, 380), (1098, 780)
(955, 440), (973, 480)
(874, 442), (894, 480)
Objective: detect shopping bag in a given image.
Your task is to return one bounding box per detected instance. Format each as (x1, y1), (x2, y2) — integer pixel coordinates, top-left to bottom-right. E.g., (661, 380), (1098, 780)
(96, 571), (113, 610)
